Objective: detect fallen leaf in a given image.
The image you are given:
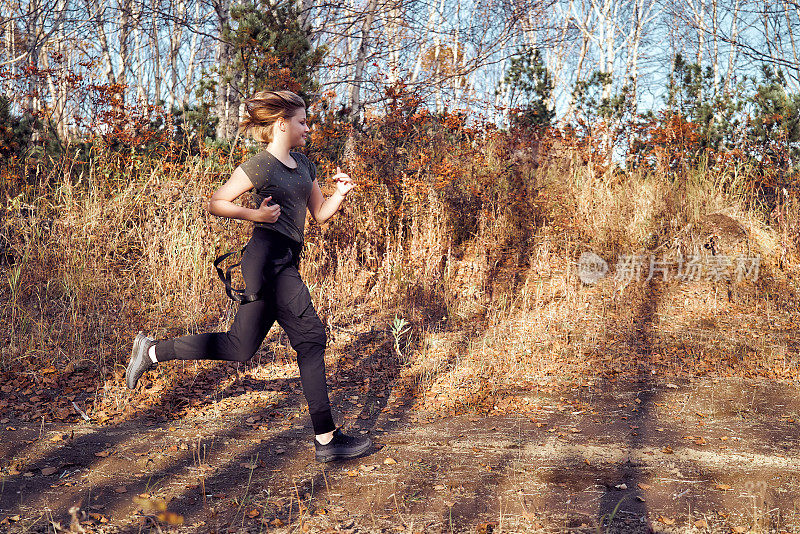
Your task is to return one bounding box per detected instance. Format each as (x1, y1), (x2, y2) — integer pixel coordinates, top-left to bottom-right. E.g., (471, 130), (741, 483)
(347, 470), (358, 477)
(133, 497), (167, 512)
(720, 436), (729, 441)
(694, 519), (709, 528)
(270, 518), (284, 527)
(88, 513), (109, 523)
(247, 509), (260, 518)
(49, 434), (63, 442)
(731, 527), (746, 533)
(10, 515), (21, 521)
(662, 446), (674, 454)
(715, 484), (732, 491)
(477, 521), (499, 534)
(638, 483), (652, 490)
(383, 457), (397, 465)
(658, 516), (676, 525)
(157, 511), (184, 526)
(360, 465), (376, 472)
(94, 450), (111, 458)
(694, 437), (707, 445)
(41, 467), (58, 476)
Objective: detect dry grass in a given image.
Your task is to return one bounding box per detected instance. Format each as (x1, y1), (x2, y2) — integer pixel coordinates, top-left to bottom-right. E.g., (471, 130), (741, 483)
(1, 135), (798, 419)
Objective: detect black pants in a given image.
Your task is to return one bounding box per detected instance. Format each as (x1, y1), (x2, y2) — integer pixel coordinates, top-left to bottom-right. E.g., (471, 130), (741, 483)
(154, 228), (335, 435)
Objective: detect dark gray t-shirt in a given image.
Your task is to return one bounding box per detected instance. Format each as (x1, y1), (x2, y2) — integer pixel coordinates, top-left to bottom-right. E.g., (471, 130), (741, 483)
(239, 150), (316, 245)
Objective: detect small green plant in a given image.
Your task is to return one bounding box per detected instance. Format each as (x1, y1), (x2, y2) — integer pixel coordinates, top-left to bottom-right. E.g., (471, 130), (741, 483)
(391, 315), (411, 363)
(596, 496), (625, 534)
(234, 452), (259, 526)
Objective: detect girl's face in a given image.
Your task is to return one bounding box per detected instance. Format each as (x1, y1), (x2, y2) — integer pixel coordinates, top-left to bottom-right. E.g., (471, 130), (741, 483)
(276, 108), (309, 148)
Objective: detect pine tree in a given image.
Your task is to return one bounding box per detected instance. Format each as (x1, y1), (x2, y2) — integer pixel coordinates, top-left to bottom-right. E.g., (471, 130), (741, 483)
(499, 47), (555, 129)
(228, 0), (325, 98)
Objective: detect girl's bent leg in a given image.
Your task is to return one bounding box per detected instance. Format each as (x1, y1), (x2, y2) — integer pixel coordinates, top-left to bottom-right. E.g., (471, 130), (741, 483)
(155, 299), (274, 363)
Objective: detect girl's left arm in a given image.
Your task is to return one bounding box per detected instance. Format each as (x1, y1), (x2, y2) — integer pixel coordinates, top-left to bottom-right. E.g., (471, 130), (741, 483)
(308, 166), (355, 224)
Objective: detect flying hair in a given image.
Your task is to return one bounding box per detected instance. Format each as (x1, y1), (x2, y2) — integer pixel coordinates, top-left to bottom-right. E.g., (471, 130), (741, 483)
(239, 90), (306, 143)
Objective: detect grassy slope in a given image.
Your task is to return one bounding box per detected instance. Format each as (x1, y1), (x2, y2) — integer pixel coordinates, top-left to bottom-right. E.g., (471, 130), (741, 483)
(0, 140), (798, 423)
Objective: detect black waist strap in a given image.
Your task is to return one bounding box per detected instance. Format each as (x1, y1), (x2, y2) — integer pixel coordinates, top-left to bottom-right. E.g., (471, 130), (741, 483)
(214, 232), (304, 303)
(213, 249), (262, 303)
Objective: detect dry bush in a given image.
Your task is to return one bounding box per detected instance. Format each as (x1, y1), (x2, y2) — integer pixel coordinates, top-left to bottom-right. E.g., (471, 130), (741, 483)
(1, 106), (798, 417)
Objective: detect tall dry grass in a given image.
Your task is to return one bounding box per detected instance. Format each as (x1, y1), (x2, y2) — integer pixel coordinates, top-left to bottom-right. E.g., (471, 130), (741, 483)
(1, 126), (798, 416)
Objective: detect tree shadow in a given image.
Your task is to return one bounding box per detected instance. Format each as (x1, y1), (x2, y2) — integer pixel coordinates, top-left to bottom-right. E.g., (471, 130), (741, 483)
(0, 280), (469, 532)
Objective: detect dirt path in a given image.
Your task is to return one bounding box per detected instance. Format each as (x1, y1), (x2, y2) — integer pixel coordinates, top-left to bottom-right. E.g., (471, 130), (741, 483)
(2, 377), (800, 533)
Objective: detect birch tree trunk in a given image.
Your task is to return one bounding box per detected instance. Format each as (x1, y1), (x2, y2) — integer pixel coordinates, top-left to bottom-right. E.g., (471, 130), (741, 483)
(783, 0), (800, 91)
(689, 0), (706, 100)
(214, 0), (239, 140)
(724, 0), (741, 93)
(5, 14), (17, 104)
(349, 0), (378, 123)
(712, 0), (719, 96)
(433, 23), (442, 112)
(151, 0), (162, 103)
(132, 0), (146, 103)
(24, 0), (41, 115)
(184, 0), (202, 105)
(88, 0), (116, 85)
(168, 0), (186, 110)
(382, 0), (402, 84)
(411, 0), (439, 83)
(118, 0), (132, 98)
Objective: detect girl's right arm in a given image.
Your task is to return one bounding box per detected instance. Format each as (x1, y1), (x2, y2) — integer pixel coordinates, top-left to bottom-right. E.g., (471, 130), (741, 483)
(207, 167), (281, 223)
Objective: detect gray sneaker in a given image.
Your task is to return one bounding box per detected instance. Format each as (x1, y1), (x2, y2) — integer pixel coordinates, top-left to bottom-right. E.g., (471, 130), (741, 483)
(126, 332), (156, 389)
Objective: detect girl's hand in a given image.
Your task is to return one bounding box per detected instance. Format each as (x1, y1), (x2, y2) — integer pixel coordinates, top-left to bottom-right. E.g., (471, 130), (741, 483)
(333, 167), (355, 196)
(254, 196), (281, 223)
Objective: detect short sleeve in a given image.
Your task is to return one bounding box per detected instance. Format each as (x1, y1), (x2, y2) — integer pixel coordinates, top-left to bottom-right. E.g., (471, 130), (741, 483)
(239, 153), (268, 190)
(297, 152), (316, 182)
(309, 157), (317, 182)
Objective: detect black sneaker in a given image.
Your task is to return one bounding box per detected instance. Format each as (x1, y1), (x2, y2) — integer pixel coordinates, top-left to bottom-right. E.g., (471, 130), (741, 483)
(314, 429), (372, 462)
(126, 332), (156, 389)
